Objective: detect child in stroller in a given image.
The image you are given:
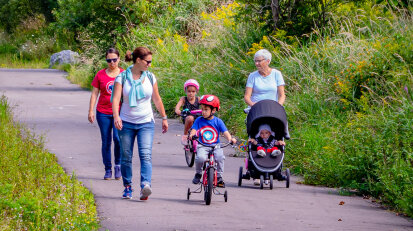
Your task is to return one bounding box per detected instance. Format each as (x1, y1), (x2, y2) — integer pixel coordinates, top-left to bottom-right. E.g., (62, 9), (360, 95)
(238, 99), (290, 189)
(249, 124), (285, 158)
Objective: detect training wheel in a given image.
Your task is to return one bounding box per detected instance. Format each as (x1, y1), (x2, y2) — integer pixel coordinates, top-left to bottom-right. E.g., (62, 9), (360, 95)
(187, 187), (191, 200)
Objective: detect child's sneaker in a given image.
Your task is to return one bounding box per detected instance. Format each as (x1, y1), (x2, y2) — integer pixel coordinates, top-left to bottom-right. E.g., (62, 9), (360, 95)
(217, 177), (225, 188)
(192, 173), (202, 184)
(104, 169), (112, 180)
(257, 149), (266, 157)
(114, 165), (121, 180)
(140, 184), (152, 200)
(271, 149), (282, 157)
(122, 186), (132, 199)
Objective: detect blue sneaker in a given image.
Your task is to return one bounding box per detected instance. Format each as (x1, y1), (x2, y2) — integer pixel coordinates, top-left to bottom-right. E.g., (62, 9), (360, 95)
(192, 173), (202, 184)
(114, 165), (121, 180)
(104, 169), (112, 180)
(122, 186), (132, 199)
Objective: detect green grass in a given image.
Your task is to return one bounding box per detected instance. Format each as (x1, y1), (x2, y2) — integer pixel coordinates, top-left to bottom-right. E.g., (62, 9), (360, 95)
(0, 96), (99, 230)
(0, 53), (48, 69)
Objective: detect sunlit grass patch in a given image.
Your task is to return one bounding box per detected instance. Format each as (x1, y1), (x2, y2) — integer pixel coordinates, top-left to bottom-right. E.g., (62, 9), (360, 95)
(0, 96), (99, 230)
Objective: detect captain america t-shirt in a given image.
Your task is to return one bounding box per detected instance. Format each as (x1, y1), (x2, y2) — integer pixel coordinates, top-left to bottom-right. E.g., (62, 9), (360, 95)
(191, 116), (228, 145)
(91, 68), (124, 115)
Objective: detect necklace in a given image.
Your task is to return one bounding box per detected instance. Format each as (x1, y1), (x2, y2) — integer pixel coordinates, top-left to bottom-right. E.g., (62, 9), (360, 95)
(106, 68), (120, 78)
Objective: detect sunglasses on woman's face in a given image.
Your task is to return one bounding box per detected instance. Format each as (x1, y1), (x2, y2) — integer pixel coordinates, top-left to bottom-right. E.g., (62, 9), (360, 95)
(106, 58), (118, 63)
(143, 59), (152, 65)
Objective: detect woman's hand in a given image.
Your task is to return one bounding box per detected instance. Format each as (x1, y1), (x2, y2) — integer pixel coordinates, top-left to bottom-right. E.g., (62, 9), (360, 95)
(114, 116), (123, 130)
(276, 140), (286, 146)
(88, 111), (95, 123)
(88, 87), (99, 123)
(244, 87), (255, 107)
(162, 119), (168, 133)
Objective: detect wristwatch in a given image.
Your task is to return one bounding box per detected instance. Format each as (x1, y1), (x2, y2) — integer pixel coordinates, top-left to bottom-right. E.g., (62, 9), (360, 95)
(162, 116), (167, 120)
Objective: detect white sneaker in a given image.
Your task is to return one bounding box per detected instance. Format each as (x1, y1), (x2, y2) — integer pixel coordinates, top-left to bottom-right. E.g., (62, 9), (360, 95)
(271, 149), (282, 157)
(254, 179), (261, 185)
(257, 149), (266, 157)
(140, 184), (152, 200)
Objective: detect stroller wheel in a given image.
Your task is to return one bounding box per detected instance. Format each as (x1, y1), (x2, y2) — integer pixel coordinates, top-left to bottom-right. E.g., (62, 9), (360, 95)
(270, 175), (273, 190)
(286, 168), (290, 188)
(238, 166), (243, 187)
(224, 190), (228, 202)
(259, 175), (264, 189)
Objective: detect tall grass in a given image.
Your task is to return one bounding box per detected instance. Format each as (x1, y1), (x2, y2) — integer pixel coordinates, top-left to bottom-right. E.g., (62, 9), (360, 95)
(0, 96), (99, 230)
(268, 6), (413, 216)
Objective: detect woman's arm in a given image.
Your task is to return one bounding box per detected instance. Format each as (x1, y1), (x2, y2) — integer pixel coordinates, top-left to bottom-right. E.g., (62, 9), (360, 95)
(174, 97), (184, 115)
(244, 87), (255, 107)
(152, 82), (169, 133)
(88, 87), (100, 123)
(277, 85), (286, 106)
(112, 82), (123, 130)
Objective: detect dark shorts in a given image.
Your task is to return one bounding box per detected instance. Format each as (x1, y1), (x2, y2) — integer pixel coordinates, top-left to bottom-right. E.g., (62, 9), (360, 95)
(181, 114), (199, 124)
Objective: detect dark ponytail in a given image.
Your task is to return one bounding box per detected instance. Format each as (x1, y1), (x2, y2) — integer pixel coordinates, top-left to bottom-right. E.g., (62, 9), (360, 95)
(125, 47), (152, 63)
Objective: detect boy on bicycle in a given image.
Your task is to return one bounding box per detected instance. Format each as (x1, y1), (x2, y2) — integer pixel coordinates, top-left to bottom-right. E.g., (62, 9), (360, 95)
(189, 95), (237, 188)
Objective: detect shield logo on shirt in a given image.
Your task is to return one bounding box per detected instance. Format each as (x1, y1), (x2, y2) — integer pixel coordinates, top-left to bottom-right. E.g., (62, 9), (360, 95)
(106, 81), (114, 94)
(199, 126), (218, 144)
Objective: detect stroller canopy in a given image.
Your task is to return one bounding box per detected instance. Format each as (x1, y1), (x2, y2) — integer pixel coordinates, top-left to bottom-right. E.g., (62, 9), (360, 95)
(246, 100), (289, 140)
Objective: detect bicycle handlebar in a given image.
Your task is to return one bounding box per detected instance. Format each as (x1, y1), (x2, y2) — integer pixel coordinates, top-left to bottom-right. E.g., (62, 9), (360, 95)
(191, 135), (234, 149)
(181, 109), (202, 117)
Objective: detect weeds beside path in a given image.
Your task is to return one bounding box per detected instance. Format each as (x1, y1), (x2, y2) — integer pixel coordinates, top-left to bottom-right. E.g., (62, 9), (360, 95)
(0, 95), (99, 230)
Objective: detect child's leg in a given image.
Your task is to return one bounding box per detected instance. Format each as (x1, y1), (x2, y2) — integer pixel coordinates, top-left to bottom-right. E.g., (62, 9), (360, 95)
(214, 147), (225, 178)
(183, 116), (195, 135)
(256, 146), (266, 157)
(195, 145), (209, 175)
(269, 146), (282, 157)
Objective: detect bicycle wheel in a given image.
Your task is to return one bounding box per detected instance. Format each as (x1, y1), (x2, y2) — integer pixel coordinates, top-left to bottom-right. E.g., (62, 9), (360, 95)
(185, 146), (195, 167)
(205, 168), (214, 205)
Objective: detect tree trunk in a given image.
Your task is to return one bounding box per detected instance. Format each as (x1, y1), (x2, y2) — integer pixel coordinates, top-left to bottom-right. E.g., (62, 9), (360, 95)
(271, 0), (280, 30)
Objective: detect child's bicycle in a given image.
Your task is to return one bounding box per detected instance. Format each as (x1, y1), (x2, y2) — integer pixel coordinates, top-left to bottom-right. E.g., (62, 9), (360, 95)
(187, 136), (233, 205)
(182, 109), (202, 167)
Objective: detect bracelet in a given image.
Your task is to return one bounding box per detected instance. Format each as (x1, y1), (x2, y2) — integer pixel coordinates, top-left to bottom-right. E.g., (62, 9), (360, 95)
(162, 116), (167, 120)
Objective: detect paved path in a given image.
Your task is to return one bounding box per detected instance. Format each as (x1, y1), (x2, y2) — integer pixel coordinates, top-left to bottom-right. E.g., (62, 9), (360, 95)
(1, 68), (412, 231)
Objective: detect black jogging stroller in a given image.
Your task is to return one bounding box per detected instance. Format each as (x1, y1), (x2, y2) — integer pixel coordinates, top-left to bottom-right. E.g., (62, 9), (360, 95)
(238, 100), (290, 189)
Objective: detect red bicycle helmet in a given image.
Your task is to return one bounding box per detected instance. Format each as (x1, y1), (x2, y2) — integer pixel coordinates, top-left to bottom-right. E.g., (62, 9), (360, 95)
(200, 94), (220, 111)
